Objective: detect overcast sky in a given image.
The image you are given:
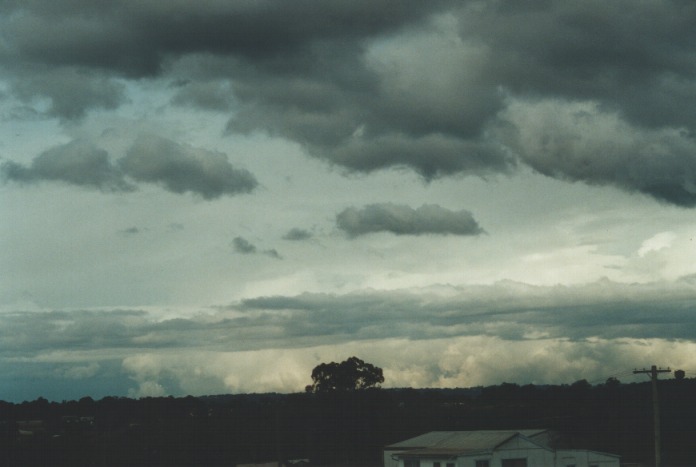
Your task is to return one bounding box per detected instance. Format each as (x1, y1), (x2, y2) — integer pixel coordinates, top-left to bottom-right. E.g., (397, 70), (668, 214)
(2, 0), (696, 402)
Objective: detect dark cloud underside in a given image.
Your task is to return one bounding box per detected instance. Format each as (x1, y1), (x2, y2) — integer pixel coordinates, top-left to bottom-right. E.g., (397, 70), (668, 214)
(2, 0), (696, 204)
(11, 68), (126, 121)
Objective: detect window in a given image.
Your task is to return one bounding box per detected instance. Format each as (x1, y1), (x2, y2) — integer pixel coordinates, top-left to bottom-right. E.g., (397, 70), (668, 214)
(475, 461), (490, 467)
(501, 460), (527, 467)
(446, 463), (455, 467)
(404, 460), (420, 467)
(434, 463), (441, 467)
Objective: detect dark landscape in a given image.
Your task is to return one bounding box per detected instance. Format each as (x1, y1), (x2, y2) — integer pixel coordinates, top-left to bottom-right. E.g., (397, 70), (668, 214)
(2, 377), (695, 467)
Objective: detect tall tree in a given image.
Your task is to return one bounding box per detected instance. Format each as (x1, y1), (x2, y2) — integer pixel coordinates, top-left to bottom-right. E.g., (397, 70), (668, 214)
(306, 357), (384, 393)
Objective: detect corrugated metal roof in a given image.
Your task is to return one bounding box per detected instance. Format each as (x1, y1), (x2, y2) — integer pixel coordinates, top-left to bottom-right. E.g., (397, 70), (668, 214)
(386, 430), (547, 452)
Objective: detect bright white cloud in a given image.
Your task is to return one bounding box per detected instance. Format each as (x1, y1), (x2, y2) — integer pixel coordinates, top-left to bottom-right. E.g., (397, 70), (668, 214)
(638, 231), (676, 257)
(113, 336), (696, 397)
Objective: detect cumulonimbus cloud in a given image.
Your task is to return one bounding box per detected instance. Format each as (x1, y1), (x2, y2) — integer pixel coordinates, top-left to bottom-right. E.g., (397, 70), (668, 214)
(336, 203), (485, 238)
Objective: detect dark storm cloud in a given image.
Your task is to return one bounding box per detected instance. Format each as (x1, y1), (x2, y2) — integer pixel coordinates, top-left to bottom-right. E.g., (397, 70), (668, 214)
(461, 0), (696, 130)
(11, 67), (126, 120)
(0, 1), (448, 76)
(499, 100), (696, 206)
(1, 0), (509, 180)
(336, 203), (485, 238)
(3, 1), (696, 204)
(120, 134), (257, 199)
(457, 0), (696, 206)
(171, 80), (236, 111)
(1, 139), (133, 191)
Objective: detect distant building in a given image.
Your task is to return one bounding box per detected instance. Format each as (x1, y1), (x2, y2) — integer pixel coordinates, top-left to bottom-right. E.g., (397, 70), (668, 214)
(61, 415), (95, 433)
(384, 430), (620, 467)
(16, 420), (47, 437)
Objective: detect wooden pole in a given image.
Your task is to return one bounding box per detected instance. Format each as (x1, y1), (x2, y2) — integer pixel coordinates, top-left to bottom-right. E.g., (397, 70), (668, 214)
(633, 365), (671, 467)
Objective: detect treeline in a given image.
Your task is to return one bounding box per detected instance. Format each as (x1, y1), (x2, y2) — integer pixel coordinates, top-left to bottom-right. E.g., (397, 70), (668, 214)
(1, 377), (695, 466)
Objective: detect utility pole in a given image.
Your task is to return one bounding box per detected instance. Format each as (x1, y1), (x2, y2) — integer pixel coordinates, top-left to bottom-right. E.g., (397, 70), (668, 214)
(633, 365), (671, 467)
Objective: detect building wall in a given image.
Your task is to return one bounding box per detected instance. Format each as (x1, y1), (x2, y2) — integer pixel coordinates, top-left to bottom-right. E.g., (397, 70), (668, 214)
(555, 450), (620, 467)
(383, 450), (400, 467)
(389, 450), (619, 467)
(465, 446), (555, 467)
(386, 435), (619, 467)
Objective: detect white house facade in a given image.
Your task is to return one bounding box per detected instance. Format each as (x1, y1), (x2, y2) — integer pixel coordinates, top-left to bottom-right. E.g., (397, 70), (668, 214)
(384, 431), (620, 467)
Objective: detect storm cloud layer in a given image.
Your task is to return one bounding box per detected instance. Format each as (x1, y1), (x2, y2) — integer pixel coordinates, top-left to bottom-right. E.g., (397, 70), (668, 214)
(1, 0), (696, 202)
(2, 1), (696, 401)
(3, 278), (696, 399)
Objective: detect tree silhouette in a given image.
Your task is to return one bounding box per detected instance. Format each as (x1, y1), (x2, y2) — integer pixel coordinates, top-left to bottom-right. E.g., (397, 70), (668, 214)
(306, 356), (384, 393)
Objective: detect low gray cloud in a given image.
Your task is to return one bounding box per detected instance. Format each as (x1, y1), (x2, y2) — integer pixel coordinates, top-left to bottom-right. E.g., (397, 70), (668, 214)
(232, 236), (282, 259)
(1, 139), (133, 191)
(119, 134), (258, 199)
(3, 278), (695, 360)
(264, 249), (282, 260)
(283, 228), (313, 241)
(237, 277), (696, 344)
(336, 203), (485, 238)
(2, 135), (258, 199)
(118, 227), (140, 236)
(232, 236), (256, 254)
(0, 309), (150, 357)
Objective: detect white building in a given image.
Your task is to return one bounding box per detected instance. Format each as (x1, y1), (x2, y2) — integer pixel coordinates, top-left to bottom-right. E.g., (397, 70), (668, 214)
(384, 430), (620, 467)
